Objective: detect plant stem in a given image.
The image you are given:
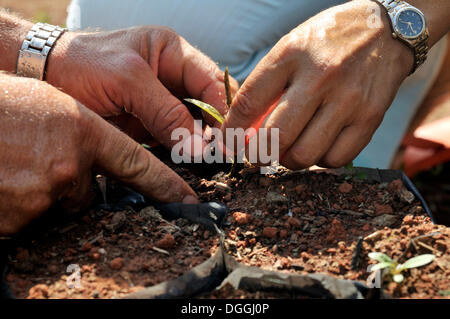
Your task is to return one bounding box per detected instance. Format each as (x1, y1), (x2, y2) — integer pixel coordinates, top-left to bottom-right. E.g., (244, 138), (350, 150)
(224, 67), (232, 109)
(223, 66), (240, 177)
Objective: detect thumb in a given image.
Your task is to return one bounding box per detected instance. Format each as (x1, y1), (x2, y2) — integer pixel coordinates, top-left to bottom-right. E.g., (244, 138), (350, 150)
(90, 113), (197, 203)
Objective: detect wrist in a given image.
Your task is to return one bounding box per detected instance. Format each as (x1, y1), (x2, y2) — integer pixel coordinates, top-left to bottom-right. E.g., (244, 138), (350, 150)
(0, 13), (33, 73)
(356, 0), (415, 76)
(45, 31), (77, 88)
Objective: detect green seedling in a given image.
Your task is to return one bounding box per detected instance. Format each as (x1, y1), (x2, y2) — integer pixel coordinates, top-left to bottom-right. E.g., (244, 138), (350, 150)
(368, 252), (436, 283)
(183, 98), (225, 124)
(343, 161), (367, 181)
(183, 66), (232, 124)
(183, 67), (240, 176)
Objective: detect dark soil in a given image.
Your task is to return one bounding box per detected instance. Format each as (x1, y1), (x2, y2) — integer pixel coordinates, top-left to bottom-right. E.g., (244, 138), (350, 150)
(4, 156), (449, 299)
(5, 206), (218, 299)
(169, 164), (449, 299)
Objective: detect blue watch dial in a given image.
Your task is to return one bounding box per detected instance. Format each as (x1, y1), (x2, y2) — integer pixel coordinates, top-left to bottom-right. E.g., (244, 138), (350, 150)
(397, 9), (424, 38)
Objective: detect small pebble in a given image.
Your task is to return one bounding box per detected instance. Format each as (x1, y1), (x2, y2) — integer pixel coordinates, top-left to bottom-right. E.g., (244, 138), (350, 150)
(262, 227), (278, 238)
(338, 182), (353, 193)
(109, 257), (124, 270)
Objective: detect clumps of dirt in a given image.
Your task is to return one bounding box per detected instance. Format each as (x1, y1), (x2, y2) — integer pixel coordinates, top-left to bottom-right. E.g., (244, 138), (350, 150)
(365, 216), (449, 298)
(5, 206), (218, 299)
(170, 164), (449, 299)
(5, 160), (449, 299)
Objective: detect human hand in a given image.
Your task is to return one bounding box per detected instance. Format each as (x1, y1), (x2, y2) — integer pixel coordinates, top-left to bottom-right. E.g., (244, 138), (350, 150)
(0, 74), (196, 236)
(221, 0), (414, 168)
(46, 26), (238, 149)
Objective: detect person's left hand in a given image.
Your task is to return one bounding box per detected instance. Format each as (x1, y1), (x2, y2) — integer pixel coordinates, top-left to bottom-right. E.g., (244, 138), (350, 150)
(46, 26), (238, 148)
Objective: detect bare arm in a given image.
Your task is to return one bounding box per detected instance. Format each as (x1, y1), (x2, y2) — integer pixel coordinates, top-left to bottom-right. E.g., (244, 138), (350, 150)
(0, 10), (32, 72)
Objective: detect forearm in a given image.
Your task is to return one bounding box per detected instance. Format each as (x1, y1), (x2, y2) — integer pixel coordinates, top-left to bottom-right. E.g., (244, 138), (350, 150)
(0, 10), (33, 73)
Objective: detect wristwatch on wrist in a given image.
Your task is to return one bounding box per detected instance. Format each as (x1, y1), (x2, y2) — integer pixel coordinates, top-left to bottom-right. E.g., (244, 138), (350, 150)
(16, 22), (67, 81)
(374, 0), (429, 75)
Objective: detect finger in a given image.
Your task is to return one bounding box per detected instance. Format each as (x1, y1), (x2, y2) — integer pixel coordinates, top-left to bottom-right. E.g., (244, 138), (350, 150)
(318, 119), (381, 168)
(221, 54), (291, 133)
(157, 36), (237, 123)
(91, 113), (198, 203)
(129, 64), (207, 155)
(280, 102), (350, 169)
(254, 83), (323, 163)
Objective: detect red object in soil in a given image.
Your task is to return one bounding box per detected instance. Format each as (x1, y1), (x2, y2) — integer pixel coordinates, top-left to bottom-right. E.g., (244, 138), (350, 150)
(156, 234), (176, 249)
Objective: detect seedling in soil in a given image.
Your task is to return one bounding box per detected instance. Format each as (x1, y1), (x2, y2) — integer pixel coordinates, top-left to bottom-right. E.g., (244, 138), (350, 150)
(183, 67), (240, 176)
(343, 162), (367, 181)
(368, 252), (436, 283)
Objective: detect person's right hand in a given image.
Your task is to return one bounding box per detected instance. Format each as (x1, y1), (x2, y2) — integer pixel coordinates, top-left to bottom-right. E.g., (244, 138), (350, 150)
(45, 26), (238, 149)
(0, 74), (196, 236)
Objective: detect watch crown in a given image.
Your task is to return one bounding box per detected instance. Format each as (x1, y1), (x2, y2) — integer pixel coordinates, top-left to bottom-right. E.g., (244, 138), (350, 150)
(392, 32), (398, 39)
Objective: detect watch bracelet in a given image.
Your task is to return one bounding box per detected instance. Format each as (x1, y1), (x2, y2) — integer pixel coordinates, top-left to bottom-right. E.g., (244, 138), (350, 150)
(374, 0), (429, 74)
(16, 22), (66, 81)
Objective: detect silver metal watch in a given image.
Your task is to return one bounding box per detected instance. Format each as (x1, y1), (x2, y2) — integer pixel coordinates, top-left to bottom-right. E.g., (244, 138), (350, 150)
(16, 23), (67, 80)
(374, 0), (429, 75)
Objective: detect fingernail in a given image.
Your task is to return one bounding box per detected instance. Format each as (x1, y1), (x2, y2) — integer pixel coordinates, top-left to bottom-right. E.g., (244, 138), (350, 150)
(182, 195), (199, 204)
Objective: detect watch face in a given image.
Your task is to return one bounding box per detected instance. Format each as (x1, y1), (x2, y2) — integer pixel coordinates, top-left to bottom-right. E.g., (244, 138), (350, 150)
(396, 9), (425, 39)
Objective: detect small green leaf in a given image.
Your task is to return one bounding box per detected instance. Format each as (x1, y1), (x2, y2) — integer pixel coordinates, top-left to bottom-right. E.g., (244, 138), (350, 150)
(370, 262), (393, 272)
(356, 172), (367, 180)
(344, 162), (354, 170)
(399, 254), (435, 270)
(368, 252), (393, 263)
(393, 274), (404, 283)
(184, 98), (225, 124)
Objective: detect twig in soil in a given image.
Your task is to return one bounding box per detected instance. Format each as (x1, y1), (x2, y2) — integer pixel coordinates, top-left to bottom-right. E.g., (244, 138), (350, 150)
(247, 247), (267, 259)
(160, 219), (181, 231)
(236, 250), (242, 260)
(287, 198), (293, 217)
(351, 236), (364, 270)
(151, 247), (170, 255)
(364, 230), (382, 242)
(397, 231), (442, 261)
(416, 241), (440, 255)
(139, 207), (180, 231)
(213, 223), (225, 239)
(328, 209), (366, 218)
(58, 223), (78, 234)
(87, 232), (104, 245)
(97, 175), (107, 204)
